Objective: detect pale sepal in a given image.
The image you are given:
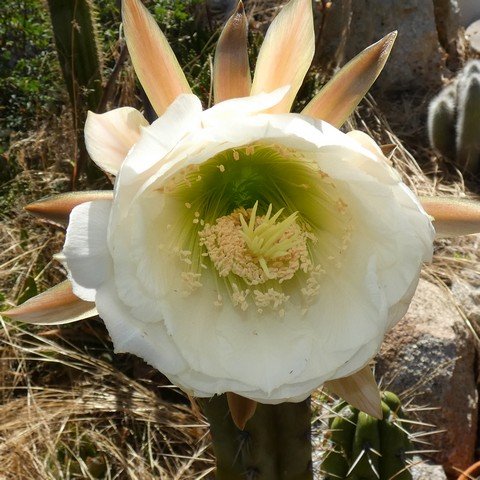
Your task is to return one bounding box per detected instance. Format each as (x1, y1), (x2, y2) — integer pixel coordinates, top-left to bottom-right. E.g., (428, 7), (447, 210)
(214, 1), (251, 104)
(2, 280), (97, 325)
(302, 32), (397, 127)
(250, 0), (314, 113)
(25, 191), (113, 226)
(325, 365), (382, 419)
(122, 0), (191, 115)
(85, 108), (148, 175)
(226, 392), (257, 430)
(420, 196), (480, 238)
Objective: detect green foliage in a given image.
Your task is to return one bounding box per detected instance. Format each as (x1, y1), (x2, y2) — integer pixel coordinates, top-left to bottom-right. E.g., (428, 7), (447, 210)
(321, 392), (413, 480)
(0, 0), (62, 139)
(428, 60), (480, 174)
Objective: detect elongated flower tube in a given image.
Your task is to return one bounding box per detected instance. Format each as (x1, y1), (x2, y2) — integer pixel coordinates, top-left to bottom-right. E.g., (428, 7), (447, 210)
(5, 0), (480, 409)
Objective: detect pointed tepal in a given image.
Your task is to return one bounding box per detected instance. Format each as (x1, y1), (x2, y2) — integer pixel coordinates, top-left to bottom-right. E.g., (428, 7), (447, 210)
(122, 0), (191, 115)
(214, 1), (251, 103)
(226, 392), (257, 430)
(420, 196), (480, 237)
(3, 280), (97, 324)
(25, 191), (113, 226)
(303, 32), (397, 127)
(325, 365), (382, 419)
(251, 0), (314, 113)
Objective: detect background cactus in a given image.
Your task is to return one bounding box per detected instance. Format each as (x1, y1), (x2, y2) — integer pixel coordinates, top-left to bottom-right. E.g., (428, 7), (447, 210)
(47, 0), (104, 184)
(428, 60), (480, 175)
(321, 391), (413, 480)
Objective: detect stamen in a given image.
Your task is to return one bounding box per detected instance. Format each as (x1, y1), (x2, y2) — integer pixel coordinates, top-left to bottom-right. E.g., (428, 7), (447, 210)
(199, 204), (313, 288)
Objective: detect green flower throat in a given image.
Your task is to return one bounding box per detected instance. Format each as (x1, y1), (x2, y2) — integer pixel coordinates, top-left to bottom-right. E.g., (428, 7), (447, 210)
(160, 144), (353, 315)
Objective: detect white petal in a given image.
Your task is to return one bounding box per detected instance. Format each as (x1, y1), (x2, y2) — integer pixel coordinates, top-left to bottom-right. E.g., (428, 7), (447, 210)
(85, 108), (148, 175)
(61, 200), (113, 301)
(100, 105), (434, 403)
(118, 94), (203, 185)
(204, 86), (290, 124)
(95, 280), (187, 376)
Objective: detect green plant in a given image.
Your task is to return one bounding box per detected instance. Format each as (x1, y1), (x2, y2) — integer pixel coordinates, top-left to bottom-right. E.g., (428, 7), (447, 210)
(428, 60), (480, 174)
(0, 0), (61, 147)
(321, 391), (413, 480)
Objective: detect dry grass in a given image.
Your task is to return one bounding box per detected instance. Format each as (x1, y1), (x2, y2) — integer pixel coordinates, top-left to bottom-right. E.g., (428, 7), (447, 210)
(0, 318), (214, 479)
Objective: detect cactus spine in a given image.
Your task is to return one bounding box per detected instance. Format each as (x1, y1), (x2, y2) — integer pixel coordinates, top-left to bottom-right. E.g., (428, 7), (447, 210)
(47, 0), (104, 183)
(321, 391), (413, 480)
(428, 60), (480, 174)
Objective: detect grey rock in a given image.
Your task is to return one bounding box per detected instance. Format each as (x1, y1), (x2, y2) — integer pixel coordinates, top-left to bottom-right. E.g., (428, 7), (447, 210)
(410, 458), (448, 480)
(312, 0), (465, 92)
(343, 0), (446, 91)
(451, 271), (480, 324)
(459, 0), (480, 26)
(375, 279), (477, 475)
(466, 19), (480, 54)
(312, 0), (353, 80)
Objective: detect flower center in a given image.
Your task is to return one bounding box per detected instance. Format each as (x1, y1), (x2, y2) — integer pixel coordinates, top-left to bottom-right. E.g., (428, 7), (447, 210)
(157, 143), (354, 314)
(199, 202), (313, 286)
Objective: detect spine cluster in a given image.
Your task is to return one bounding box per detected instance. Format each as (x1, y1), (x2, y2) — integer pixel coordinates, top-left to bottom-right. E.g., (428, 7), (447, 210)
(321, 391), (413, 480)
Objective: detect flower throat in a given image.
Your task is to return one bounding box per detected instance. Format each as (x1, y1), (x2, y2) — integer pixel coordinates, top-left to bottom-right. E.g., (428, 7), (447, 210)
(162, 143), (353, 314)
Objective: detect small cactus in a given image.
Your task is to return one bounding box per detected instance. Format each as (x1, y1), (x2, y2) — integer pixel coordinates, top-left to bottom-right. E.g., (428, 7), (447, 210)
(427, 84), (457, 160)
(428, 60), (480, 175)
(456, 72), (480, 172)
(321, 391), (413, 480)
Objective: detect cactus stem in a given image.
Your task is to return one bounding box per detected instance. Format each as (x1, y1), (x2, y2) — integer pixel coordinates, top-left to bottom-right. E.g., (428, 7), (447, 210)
(199, 395), (313, 480)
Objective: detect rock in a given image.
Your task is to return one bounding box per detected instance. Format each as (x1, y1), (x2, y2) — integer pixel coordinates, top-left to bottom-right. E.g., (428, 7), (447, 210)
(311, 0), (466, 92)
(458, 0), (480, 26)
(466, 19), (480, 54)
(451, 271), (480, 324)
(433, 0), (464, 70)
(343, 0), (446, 91)
(410, 458), (448, 480)
(312, 0), (353, 80)
(375, 279), (478, 475)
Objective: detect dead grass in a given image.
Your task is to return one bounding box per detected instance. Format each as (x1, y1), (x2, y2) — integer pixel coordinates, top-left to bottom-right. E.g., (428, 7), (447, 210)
(0, 318), (214, 479)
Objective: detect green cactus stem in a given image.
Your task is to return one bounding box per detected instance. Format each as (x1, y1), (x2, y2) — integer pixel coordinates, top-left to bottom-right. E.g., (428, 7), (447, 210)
(47, 0), (104, 184)
(199, 395), (313, 480)
(456, 72), (480, 173)
(427, 83), (457, 160)
(47, 0), (103, 111)
(321, 391), (413, 480)
(428, 60), (480, 175)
